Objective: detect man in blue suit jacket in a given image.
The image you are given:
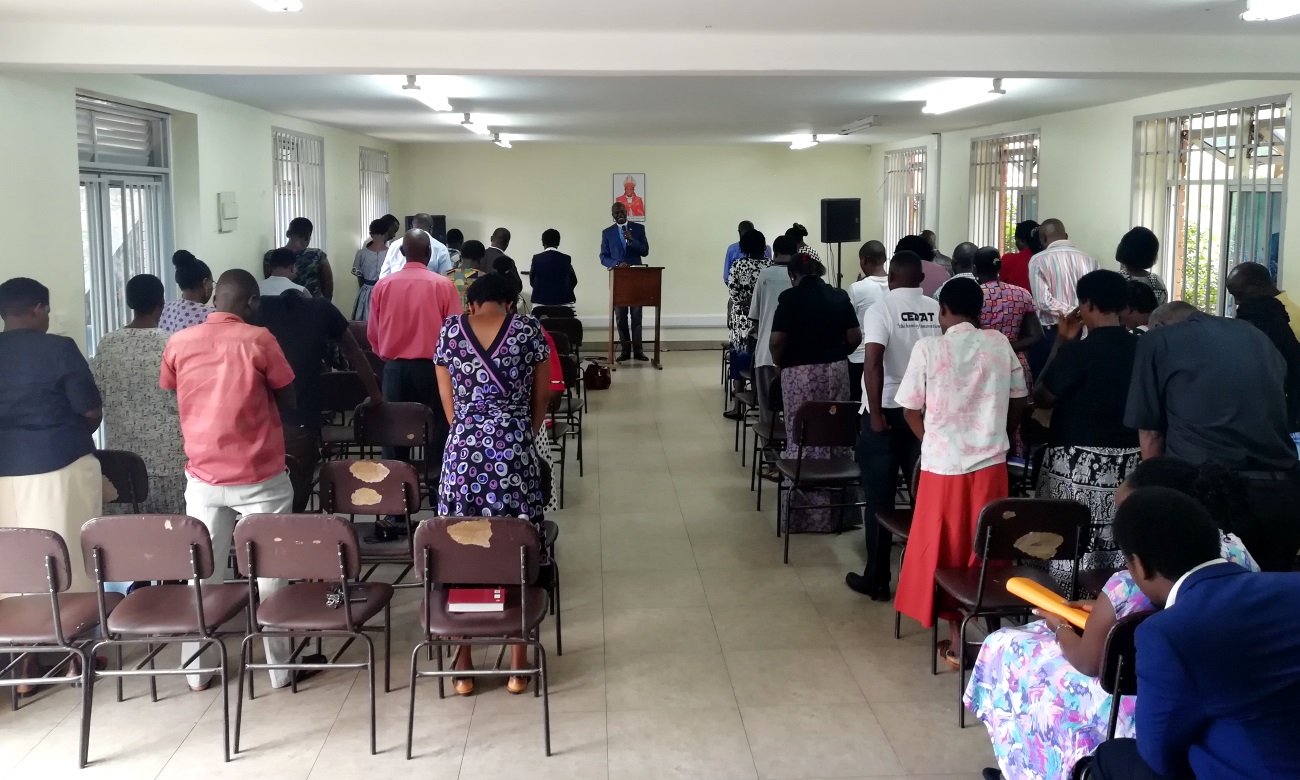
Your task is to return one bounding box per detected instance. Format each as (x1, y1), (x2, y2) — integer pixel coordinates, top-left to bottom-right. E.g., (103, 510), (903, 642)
(1089, 487), (1300, 780)
(600, 201), (650, 361)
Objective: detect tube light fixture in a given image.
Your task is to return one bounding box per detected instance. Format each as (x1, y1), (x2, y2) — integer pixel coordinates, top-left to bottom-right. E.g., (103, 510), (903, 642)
(492, 133), (512, 149)
(921, 78), (1006, 115)
(401, 75), (451, 111)
(249, 0), (303, 11)
(1241, 0), (1300, 20)
(461, 113), (491, 135)
(789, 134), (819, 150)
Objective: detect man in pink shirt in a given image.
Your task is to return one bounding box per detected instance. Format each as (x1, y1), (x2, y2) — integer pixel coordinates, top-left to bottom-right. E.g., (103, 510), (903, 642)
(367, 229), (461, 540)
(161, 269), (298, 691)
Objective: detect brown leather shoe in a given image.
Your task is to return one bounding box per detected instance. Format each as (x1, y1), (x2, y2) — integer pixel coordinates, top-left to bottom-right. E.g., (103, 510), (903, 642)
(507, 676), (530, 695)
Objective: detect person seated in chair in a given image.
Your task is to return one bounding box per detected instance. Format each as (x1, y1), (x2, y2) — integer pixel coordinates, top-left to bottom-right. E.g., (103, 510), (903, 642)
(1086, 487), (1300, 780)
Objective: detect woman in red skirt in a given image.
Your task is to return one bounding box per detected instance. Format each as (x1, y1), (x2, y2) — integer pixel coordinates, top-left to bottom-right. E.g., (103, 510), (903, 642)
(891, 277), (1029, 669)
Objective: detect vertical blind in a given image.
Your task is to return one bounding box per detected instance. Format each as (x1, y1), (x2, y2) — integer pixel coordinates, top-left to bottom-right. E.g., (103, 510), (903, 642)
(358, 147), (390, 241)
(882, 146), (927, 251)
(1132, 99), (1289, 314)
(969, 131), (1039, 253)
(272, 128), (326, 248)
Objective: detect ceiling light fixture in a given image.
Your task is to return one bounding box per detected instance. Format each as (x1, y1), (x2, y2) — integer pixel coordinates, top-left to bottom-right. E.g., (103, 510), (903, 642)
(921, 78), (1006, 115)
(401, 75), (451, 111)
(1241, 0), (1300, 20)
(493, 133), (512, 149)
(789, 134), (819, 150)
(249, 0), (303, 11)
(461, 113), (491, 136)
(838, 116), (878, 136)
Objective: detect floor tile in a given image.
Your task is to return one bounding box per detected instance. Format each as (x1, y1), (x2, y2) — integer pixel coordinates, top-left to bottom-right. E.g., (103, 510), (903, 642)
(700, 566), (813, 607)
(602, 569), (708, 608)
(607, 708), (757, 780)
(870, 699), (996, 775)
(711, 604), (837, 650)
(740, 704), (904, 778)
(724, 648), (866, 707)
(605, 650), (737, 711)
(457, 710), (608, 780)
(604, 606), (721, 655)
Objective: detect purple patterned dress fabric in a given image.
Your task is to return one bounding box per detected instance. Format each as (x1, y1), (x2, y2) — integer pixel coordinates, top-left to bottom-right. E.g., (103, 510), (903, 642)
(434, 314), (549, 520)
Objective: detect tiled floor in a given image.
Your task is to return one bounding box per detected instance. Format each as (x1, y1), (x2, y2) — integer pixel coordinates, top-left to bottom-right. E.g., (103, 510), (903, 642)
(0, 351), (993, 779)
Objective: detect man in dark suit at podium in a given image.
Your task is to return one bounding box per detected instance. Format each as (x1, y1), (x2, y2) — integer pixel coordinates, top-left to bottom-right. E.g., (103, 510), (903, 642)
(600, 201), (650, 361)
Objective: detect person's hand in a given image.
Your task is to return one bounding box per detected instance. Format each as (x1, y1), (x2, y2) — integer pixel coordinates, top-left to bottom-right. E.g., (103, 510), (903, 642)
(1034, 610), (1072, 638)
(870, 411), (889, 434)
(367, 392), (385, 406)
(623, 228), (633, 240)
(1057, 308), (1084, 341)
(1063, 600), (1094, 614)
(617, 262), (629, 268)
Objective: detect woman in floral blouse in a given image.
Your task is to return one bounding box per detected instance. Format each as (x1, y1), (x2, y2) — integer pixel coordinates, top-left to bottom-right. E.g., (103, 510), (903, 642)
(726, 229), (771, 351)
(159, 250), (212, 334)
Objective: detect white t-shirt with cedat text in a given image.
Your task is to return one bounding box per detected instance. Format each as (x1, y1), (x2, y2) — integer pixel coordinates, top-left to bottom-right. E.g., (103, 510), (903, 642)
(859, 286), (941, 413)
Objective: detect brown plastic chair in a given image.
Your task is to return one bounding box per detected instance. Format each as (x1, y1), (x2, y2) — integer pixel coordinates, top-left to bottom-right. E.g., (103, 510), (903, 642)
(1099, 610), (1152, 739)
(407, 517), (551, 759)
(95, 449), (149, 513)
(320, 372), (370, 457)
(81, 514), (247, 762)
(532, 305), (575, 321)
(539, 316), (582, 355)
(356, 401), (440, 500)
(555, 354), (586, 476)
(0, 528), (119, 768)
(347, 320), (371, 352)
(774, 401), (867, 564)
(232, 513), (394, 755)
(933, 497), (1088, 726)
(319, 459), (422, 586)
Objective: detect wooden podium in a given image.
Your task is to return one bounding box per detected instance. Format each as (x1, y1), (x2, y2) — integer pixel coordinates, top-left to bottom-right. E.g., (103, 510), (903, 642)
(608, 266), (664, 370)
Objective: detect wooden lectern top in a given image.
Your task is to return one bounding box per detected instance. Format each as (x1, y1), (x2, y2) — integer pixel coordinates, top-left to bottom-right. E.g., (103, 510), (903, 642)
(609, 266), (662, 308)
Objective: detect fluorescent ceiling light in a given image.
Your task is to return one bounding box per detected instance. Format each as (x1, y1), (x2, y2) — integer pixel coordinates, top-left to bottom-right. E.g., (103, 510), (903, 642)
(401, 76), (451, 111)
(249, 0), (303, 11)
(789, 134), (819, 150)
(493, 133), (512, 149)
(461, 113), (491, 135)
(1242, 0), (1300, 20)
(922, 79), (1006, 115)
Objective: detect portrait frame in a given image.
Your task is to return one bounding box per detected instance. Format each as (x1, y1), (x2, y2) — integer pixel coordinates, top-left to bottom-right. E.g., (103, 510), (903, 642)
(612, 173), (647, 222)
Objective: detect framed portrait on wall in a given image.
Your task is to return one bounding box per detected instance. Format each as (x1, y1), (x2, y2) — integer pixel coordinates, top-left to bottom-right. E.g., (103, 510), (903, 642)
(612, 173), (646, 222)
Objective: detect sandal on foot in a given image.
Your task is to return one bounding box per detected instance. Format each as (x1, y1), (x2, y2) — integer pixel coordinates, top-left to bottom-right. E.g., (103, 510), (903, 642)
(507, 676), (530, 695)
(936, 640), (961, 672)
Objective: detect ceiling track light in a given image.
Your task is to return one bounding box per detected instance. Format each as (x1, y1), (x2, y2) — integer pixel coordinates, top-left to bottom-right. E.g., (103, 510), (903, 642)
(789, 134), (819, 151)
(249, 0), (303, 11)
(921, 78), (1006, 115)
(1242, 0), (1300, 20)
(461, 112), (491, 136)
(401, 75), (451, 112)
(492, 133), (512, 149)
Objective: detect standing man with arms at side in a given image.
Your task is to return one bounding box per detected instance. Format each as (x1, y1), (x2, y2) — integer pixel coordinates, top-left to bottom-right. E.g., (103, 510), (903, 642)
(162, 269), (299, 692)
(600, 201), (651, 362)
(483, 227), (511, 268)
(530, 229), (578, 311)
(377, 213), (453, 279)
(748, 235), (796, 431)
(1026, 218), (1096, 377)
(845, 252), (941, 600)
(847, 240), (889, 404)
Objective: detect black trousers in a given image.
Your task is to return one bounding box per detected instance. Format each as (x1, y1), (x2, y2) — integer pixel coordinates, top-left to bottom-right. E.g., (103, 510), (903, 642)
(283, 425), (321, 513)
(1090, 739), (1192, 780)
(1235, 466), (1300, 572)
(1026, 324), (1057, 380)
(381, 359), (449, 487)
(615, 305), (643, 355)
(856, 407), (921, 588)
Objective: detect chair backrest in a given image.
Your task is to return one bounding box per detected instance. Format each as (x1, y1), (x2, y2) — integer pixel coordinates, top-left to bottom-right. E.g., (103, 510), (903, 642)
(549, 331), (572, 358)
(81, 514), (214, 583)
(0, 528), (72, 594)
(347, 320), (371, 352)
(532, 305), (575, 320)
(320, 371), (369, 417)
(95, 449), (150, 508)
(559, 354), (582, 391)
(1100, 610), (1152, 697)
(540, 317), (582, 352)
(974, 498), (1089, 565)
(320, 459), (422, 516)
(413, 517), (541, 586)
(234, 513), (361, 581)
(791, 401), (859, 450)
(356, 401), (435, 448)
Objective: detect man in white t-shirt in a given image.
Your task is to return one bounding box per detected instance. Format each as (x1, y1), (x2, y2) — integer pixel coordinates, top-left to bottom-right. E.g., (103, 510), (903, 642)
(377, 213), (452, 279)
(846, 250), (941, 600)
(747, 235), (796, 424)
(848, 240), (889, 404)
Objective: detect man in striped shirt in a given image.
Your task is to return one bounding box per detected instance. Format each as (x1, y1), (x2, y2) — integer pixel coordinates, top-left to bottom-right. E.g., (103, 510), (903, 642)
(1027, 218), (1097, 376)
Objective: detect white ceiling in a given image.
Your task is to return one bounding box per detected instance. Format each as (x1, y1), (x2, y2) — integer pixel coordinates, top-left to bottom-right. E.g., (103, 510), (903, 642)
(154, 74), (1218, 144)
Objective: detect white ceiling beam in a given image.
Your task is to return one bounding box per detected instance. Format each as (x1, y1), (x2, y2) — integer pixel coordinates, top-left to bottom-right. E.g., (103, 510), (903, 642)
(4, 24), (1300, 78)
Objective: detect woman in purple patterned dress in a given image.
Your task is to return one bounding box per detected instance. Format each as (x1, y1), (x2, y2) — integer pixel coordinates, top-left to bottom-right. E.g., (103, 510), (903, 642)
(433, 272), (551, 696)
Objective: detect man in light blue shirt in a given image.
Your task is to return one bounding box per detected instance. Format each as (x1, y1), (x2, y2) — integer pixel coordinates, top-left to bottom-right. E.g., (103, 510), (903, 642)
(377, 213), (452, 279)
(723, 220), (772, 285)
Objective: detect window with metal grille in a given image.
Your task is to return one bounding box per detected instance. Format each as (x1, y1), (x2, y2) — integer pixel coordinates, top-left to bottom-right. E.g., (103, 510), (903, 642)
(272, 128), (326, 248)
(359, 147), (390, 241)
(882, 146), (927, 251)
(1132, 98), (1288, 315)
(76, 96), (173, 358)
(969, 131), (1039, 253)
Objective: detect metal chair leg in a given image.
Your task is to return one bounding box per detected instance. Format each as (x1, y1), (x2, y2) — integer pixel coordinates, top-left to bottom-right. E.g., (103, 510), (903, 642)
(217, 639), (231, 762)
(77, 648), (93, 769)
(406, 643), (422, 760)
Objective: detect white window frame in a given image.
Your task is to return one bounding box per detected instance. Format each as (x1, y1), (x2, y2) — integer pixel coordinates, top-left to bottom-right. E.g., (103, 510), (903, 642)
(359, 147), (390, 242)
(968, 130), (1039, 253)
(272, 127), (326, 249)
(1131, 97), (1290, 314)
(882, 146), (928, 251)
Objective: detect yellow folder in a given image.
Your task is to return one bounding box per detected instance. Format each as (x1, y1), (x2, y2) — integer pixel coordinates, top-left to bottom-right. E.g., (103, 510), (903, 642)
(1006, 577), (1090, 629)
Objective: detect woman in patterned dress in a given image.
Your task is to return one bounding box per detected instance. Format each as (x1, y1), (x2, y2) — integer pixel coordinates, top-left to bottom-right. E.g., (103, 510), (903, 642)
(263, 216), (333, 300)
(724, 230), (771, 419)
(965, 458), (1260, 780)
(92, 274), (186, 514)
(350, 218), (387, 320)
(433, 272), (552, 696)
(975, 247), (1043, 463)
(159, 250), (212, 334)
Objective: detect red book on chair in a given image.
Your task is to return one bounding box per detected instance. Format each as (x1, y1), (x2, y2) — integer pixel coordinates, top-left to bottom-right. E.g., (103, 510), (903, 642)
(447, 587), (506, 612)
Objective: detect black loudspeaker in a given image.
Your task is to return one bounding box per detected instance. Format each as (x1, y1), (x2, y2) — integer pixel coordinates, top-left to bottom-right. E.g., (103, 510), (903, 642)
(404, 214), (448, 244)
(820, 198), (861, 244)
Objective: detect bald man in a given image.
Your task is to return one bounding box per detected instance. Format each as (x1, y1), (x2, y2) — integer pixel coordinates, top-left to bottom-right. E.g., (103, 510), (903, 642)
(848, 240), (889, 402)
(377, 213), (453, 279)
(367, 230), (461, 539)
(1026, 218), (1096, 376)
(162, 269), (299, 690)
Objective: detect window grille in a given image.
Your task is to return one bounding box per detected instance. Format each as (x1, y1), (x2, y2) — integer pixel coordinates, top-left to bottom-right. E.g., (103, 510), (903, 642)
(883, 146), (927, 251)
(272, 127), (326, 248)
(969, 131), (1039, 253)
(359, 147), (390, 241)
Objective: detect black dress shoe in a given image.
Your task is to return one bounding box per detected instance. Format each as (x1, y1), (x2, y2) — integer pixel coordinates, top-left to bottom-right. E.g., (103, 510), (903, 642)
(723, 409), (744, 421)
(364, 522), (406, 544)
(845, 571), (892, 602)
(616, 353), (631, 363)
(982, 768), (1004, 780)
(633, 353), (650, 361)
